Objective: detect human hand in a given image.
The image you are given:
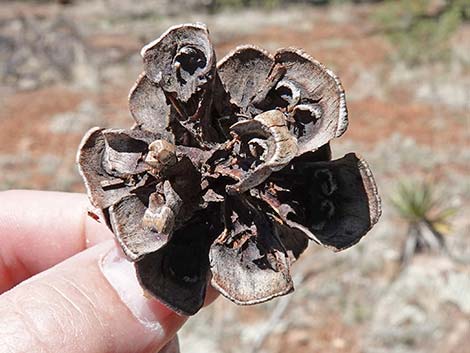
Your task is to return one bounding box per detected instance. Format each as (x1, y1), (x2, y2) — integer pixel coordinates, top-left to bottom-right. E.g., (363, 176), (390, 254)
(0, 190), (215, 353)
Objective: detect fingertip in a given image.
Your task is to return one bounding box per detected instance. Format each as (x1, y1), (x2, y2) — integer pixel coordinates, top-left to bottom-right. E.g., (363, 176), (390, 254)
(0, 241), (186, 353)
(100, 246), (187, 334)
(83, 208), (115, 247)
(204, 284), (219, 307)
(158, 336), (180, 353)
(0, 191), (113, 292)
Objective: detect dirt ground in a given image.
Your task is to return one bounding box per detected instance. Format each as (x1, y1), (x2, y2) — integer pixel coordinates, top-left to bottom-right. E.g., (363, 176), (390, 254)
(1, 1), (469, 353)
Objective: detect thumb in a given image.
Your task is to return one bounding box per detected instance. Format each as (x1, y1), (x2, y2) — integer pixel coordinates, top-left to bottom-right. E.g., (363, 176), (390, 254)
(0, 240), (186, 353)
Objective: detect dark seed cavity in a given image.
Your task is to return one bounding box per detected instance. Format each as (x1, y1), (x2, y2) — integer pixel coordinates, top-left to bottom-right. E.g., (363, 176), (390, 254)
(174, 46), (207, 76)
(275, 80), (300, 107)
(314, 168), (337, 196)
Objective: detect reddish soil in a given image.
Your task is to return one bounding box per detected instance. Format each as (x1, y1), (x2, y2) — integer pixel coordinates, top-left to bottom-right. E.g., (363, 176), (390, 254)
(1, 4), (469, 353)
(347, 97), (469, 146)
(0, 86), (83, 155)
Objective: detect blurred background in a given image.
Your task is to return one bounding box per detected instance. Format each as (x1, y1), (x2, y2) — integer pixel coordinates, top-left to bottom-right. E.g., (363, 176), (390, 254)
(1, 0), (469, 352)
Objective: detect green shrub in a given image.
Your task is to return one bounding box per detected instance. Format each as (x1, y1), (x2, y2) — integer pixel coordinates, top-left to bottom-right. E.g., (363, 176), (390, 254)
(208, 0), (281, 11)
(375, 0), (470, 64)
(391, 180), (456, 235)
(391, 180), (457, 268)
(207, 0), (382, 11)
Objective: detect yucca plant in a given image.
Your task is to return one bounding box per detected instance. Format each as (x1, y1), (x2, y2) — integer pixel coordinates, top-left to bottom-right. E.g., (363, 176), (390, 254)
(391, 180), (457, 269)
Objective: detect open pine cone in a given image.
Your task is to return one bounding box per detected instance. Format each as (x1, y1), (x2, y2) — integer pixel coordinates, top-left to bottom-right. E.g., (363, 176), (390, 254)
(77, 23), (381, 315)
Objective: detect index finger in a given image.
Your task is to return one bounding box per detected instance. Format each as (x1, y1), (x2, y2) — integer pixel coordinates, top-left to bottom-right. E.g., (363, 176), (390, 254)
(0, 190), (113, 293)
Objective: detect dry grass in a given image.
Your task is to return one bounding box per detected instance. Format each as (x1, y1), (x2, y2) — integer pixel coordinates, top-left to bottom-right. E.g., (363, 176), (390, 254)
(1, 2), (469, 352)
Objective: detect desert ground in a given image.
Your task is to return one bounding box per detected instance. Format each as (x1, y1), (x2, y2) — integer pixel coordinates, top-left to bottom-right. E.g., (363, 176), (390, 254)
(1, 1), (469, 352)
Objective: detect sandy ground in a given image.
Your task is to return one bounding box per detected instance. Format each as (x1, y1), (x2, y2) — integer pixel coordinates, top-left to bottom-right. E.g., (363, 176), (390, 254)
(1, 1), (469, 352)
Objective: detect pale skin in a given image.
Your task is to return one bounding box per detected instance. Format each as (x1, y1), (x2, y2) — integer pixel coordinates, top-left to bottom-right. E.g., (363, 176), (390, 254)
(0, 190), (216, 353)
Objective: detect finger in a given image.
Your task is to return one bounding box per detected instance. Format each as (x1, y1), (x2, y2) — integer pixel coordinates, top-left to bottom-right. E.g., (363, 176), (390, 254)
(158, 336), (180, 353)
(0, 190), (113, 292)
(0, 241), (186, 353)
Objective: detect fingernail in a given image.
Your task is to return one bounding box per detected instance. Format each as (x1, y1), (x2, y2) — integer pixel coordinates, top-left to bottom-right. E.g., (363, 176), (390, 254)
(100, 246), (186, 332)
(159, 336), (180, 353)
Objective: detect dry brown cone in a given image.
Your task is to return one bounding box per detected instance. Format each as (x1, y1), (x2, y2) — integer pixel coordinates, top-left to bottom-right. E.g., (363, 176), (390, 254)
(77, 23), (381, 316)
